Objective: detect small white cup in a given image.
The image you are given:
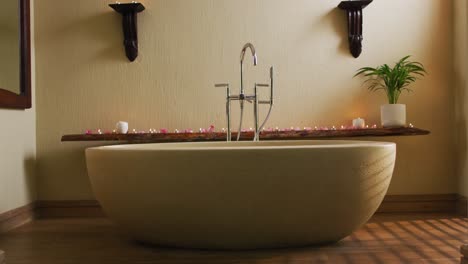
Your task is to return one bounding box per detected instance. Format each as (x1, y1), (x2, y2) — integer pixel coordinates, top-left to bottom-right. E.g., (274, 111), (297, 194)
(116, 121), (129, 134)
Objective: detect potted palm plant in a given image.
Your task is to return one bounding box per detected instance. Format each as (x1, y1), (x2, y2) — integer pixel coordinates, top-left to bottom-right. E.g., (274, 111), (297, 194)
(355, 56), (426, 127)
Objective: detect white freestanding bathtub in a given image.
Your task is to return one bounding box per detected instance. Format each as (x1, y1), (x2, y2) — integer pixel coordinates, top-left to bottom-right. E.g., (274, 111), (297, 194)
(86, 140), (396, 249)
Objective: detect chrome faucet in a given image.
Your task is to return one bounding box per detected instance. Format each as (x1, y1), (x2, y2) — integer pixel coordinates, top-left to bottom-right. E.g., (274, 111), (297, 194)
(216, 43), (275, 142)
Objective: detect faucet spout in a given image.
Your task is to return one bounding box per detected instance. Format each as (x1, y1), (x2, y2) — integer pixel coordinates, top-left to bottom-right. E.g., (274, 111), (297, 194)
(240, 43), (258, 66)
(240, 43), (257, 96)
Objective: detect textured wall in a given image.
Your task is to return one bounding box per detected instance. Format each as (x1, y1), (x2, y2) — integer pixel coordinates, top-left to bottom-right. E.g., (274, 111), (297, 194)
(0, 0), (36, 214)
(36, 0), (455, 200)
(454, 0), (468, 197)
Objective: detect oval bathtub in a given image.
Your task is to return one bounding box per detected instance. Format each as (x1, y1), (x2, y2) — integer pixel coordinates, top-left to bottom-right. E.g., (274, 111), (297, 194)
(85, 140), (396, 249)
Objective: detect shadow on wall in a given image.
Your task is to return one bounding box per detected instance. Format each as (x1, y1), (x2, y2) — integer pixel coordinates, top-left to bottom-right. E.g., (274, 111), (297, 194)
(454, 70), (467, 193)
(325, 7), (349, 56)
(36, 142), (112, 200)
(23, 156), (36, 203)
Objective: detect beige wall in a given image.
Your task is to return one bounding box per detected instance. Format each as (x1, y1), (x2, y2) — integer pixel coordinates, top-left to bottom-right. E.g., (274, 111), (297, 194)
(0, 1), (36, 214)
(36, 0), (455, 200)
(454, 0), (468, 197)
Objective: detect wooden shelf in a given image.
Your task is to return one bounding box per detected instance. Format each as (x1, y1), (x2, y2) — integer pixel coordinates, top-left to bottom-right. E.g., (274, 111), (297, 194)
(61, 127), (430, 144)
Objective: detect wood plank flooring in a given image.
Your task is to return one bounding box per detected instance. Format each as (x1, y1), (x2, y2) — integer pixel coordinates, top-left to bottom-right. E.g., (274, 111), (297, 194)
(0, 213), (466, 264)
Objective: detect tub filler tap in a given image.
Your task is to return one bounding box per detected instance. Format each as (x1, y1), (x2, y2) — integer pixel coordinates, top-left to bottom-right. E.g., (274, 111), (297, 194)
(216, 43), (275, 142)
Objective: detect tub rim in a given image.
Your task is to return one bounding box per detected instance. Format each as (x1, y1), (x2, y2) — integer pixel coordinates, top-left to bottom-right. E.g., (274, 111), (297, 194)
(86, 140), (396, 152)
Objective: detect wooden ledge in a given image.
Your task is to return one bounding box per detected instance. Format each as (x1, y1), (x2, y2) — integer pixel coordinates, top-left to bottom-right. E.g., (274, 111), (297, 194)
(62, 127), (430, 143)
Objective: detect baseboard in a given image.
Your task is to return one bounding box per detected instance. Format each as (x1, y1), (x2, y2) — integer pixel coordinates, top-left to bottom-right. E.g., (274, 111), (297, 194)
(377, 194), (460, 214)
(33, 194), (468, 219)
(0, 203), (36, 233)
(1, 195), (464, 224)
(36, 200), (105, 219)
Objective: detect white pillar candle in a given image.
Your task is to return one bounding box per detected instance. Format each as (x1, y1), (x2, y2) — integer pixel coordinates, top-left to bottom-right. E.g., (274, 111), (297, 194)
(352, 118), (366, 129)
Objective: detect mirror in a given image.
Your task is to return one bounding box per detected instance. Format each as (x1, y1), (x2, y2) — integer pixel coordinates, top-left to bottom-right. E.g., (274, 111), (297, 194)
(0, 0), (20, 94)
(0, 0), (31, 109)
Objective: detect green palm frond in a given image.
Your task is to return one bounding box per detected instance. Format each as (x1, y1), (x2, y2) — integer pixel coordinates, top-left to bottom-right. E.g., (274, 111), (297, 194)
(354, 56), (426, 104)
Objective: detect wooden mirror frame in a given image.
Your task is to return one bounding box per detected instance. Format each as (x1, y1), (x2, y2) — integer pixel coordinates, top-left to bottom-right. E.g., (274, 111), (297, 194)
(0, 0), (31, 109)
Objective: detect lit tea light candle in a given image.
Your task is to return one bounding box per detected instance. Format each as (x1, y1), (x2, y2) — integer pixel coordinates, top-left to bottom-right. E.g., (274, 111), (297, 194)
(352, 118), (366, 129)
(98, 129), (103, 135)
(409, 123), (414, 128)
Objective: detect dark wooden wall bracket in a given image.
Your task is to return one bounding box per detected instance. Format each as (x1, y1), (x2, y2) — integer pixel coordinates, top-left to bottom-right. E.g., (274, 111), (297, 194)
(338, 0), (373, 58)
(109, 3), (145, 62)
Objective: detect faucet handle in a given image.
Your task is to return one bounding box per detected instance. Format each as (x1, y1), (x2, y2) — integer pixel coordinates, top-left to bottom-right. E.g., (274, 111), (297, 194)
(215, 83), (229, 88)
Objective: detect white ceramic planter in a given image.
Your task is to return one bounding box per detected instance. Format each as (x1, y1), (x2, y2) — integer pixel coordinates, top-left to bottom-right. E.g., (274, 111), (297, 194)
(381, 104), (406, 128)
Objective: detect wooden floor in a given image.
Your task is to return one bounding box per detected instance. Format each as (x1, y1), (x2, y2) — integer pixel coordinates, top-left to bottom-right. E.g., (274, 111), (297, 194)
(0, 214), (466, 264)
